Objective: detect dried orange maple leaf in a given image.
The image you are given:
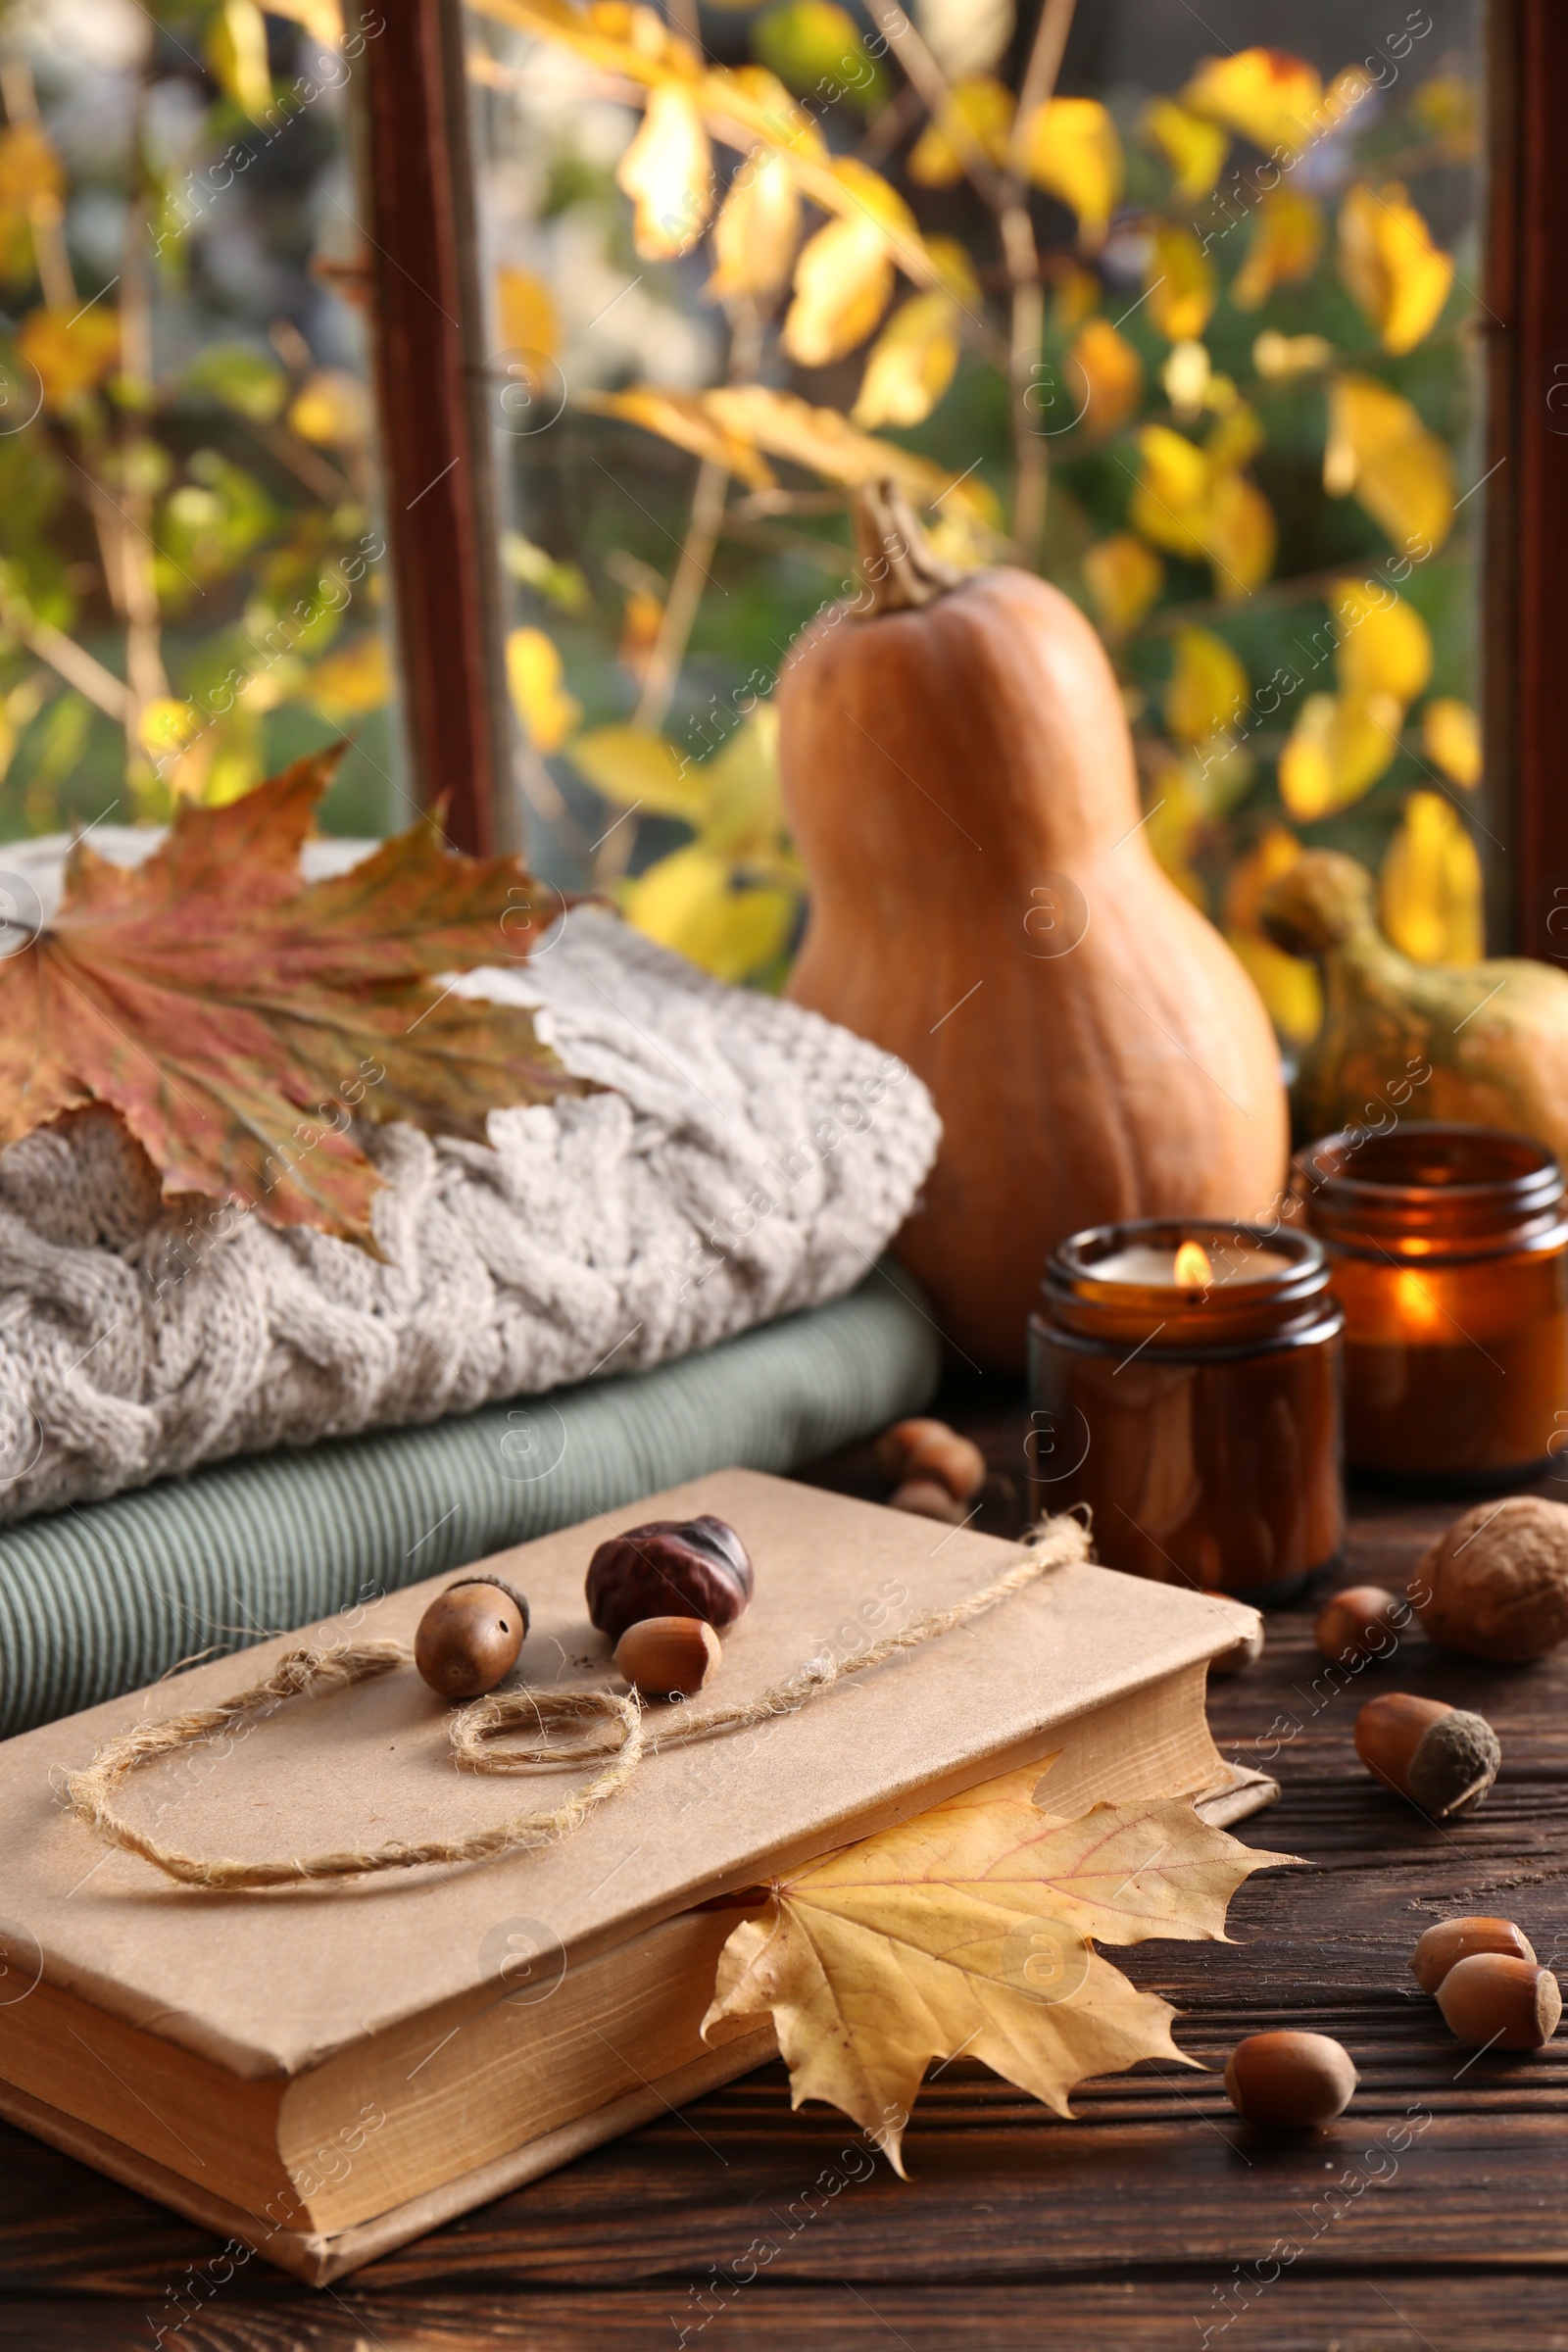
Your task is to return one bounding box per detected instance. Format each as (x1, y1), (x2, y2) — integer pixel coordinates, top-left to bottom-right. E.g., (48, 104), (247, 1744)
(702, 1764), (1298, 2173)
(0, 750), (588, 1246)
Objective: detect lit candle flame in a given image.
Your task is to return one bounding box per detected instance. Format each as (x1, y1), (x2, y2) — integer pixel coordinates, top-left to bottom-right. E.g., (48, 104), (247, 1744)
(1173, 1240), (1213, 1291)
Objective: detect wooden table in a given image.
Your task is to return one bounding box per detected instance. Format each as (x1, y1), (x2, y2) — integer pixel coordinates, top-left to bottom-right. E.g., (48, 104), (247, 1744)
(3, 1384), (1565, 2351)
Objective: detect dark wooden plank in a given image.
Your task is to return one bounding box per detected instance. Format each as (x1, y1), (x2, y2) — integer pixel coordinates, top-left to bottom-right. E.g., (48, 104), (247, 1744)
(2, 1389), (1565, 2346)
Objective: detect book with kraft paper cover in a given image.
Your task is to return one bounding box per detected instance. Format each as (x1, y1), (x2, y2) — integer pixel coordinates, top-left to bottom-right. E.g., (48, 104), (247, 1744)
(0, 1470), (1274, 2284)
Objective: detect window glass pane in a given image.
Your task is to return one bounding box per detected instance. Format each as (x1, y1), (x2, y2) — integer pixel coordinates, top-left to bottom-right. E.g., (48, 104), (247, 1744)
(0, 0), (403, 846)
(462, 0), (1482, 1032)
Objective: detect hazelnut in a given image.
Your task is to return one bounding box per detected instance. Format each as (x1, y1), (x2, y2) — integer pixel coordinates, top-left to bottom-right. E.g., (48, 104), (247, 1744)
(1353, 1692), (1500, 1819)
(1223, 2031), (1357, 2128)
(874, 1417), (951, 1482)
(613, 1615), (721, 1698)
(1314, 1585), (1405, 1666)
(1411, 1495), (1568, 1663)
(889, 1478), (969, 1525)
(1437, 1953), (1562, 2050)
(415, 1577), (529, 1698)
(586, 1516), (753, 1643)
(1410, 1916), (1537, 1994)
(905, 1430), (987, 1501)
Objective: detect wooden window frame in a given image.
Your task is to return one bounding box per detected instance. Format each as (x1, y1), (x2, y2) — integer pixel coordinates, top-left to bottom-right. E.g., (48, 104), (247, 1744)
(363, 0), (1568, 951)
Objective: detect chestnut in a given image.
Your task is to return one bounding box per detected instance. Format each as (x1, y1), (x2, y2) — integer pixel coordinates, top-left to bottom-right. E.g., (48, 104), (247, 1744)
(586, 1514), (754, 1643)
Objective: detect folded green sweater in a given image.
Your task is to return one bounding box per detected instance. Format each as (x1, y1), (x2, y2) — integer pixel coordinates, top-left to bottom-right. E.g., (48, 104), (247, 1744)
(0, 1266), (939, 1735)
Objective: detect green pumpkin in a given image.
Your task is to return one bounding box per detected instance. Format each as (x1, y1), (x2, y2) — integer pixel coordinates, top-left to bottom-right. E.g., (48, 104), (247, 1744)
(1261, 849), (1568, 1155)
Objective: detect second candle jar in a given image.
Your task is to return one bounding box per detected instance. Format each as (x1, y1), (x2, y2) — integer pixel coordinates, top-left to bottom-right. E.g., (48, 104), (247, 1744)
(1028, 1220), (1345, 1601)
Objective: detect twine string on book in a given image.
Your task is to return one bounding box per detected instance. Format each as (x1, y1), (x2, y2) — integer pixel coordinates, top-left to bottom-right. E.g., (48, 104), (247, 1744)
(64, 1515), (1092, 1891)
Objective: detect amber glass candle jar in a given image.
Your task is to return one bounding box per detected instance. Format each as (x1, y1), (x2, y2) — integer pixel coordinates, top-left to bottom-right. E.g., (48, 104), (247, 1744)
(1027, 1220), (1344, 1602)
(1292, 1124), (1568, 1487)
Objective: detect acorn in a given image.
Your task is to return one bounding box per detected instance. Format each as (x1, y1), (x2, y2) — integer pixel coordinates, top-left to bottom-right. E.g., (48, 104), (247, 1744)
(1410, 1916), (1537, 1994)
(613, 1615), (721, 1698)
(1314, 1584), (1405, 1666)
(1437, 1953), (1562, 2050)
(1352, 1691), (1500, 1819)
(1223, 2031), (1357, 2128)
(415, 1576), (529, 1698)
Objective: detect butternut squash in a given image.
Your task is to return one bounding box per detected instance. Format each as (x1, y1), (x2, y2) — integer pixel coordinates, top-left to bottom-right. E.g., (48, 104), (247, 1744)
(778, 487), (1289, 1368)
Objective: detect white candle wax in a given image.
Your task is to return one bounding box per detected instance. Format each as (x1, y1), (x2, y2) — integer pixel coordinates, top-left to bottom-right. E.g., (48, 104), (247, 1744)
(1091, 1242), (1295, 1289)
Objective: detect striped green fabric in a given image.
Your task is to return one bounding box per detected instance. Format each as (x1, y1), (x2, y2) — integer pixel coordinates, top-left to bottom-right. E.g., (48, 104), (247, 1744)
(0, 1268), (939, 1736)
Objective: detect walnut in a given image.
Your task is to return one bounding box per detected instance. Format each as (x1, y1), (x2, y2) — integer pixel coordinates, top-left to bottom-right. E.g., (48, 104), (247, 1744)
(1410, 1496), (1568, 1664)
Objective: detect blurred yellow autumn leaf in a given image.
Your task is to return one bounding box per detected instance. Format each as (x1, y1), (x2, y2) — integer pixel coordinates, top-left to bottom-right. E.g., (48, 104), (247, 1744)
(581, 386), (776, 487)
(304, 633), (391, 717)
(288, 368), (371, 447)
(623, 843), (796, 983)
(783, 160), (917, 366)
(907, 74), (1014, 187)
(1142, 98), (1228, 203)
(1278, 689), (1402, 819)
(496, 265), (560, 359)
(1338, 181), (1453, 355)
(259, 0), (343, 42)
(618, 82), (712, 260)
(1166, 626), (1247, 747)
(1144, 220), (1215, 342)
(1231, 188), (1323, 311)
(1224, 826), (1323, 1044)
(1023, 98), (1124, 247)
(1422, 697), (1482, 790)
(1069, 317), (1143, 439)
(1131, 419), (1275, 600)
(705, 382), (1003, 529)
(506, 626), (581, 753)
(1333, 581), (1432, 705)
(0, 121), (64, 250)
(568, 724), (710, 820)
(1180, 48), (1322, 157)
(1160, 337), (1210, 421)
(205, 0), (272, 123)
(1324, 374), (1454, 551)
(707, 149), (801, 302)
(1082, 533), (1163, 639)
(136, 697), (200, 757)
(853, 291), (961, 429)
(1381, 790), (1484, 963)
(18, 306), (119, 410)
(1412, 74), (1478, 165)
(1252, 329), (1334, 380)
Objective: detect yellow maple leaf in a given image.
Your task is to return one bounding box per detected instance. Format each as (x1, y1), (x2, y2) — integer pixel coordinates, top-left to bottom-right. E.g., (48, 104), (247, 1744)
(19, 306), (120, 411)
(1166, 626), (1247, 747)
(1145, 220), (1215, 342)
(1082, 532), (1163, 640)
(495, 265), (560, 360)
(1338, 181), (1453, 356)
(1069, 316), (1143, 439)
(707, 148), (802, 303)
(852, 291), (961, 429)
(1142, 98), (1229, 204)
(1231, 186), (1323, 311)
(1422, 697), (1482, 791)
(1224, 825), (1323, 1046)
(1023, 98), (1124, 247)
(703, 1766), (1295, 2172)
(1324, 373), (1454, 551)
(1180, 48), (1323, 157)
(617, 81), (712, 259)
(906, 74), (1014, 188)
(1381, 790), (1484, 964)
(1333, 580), (1432, 705)
(506, 626), (581, 753)
(1278, 689), (1403, 819)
